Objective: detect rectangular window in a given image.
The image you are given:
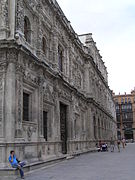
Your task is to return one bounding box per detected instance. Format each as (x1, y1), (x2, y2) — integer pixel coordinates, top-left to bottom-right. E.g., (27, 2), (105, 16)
(43, 111), (48, 141)
(58, 46), (63, 72)
(81, 113), (85, 131)
(23, 92), (29, 121)
(74, 119), (77, 138)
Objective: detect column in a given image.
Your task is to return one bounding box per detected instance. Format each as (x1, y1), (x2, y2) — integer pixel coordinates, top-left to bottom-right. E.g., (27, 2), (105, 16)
(15, 64), (24, 139)
(38, 74), (44, 140)
(0, 66), (6, 138)
(5, 62), (16, 142)
(9, 0), (16, 39)
(51, 30), (59, 71)
(66, 47), (70, 79)
(88, 107), (94, 140)
(84, 63), (90, 94)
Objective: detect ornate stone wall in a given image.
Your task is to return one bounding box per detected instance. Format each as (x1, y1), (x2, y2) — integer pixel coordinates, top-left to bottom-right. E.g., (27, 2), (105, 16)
(0, 0), (117, 167)
(0, 0), (9, 39)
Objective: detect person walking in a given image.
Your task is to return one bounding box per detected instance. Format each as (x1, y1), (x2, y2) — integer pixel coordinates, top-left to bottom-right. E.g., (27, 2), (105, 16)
(122, 138), (126, 149)
(9, 150), (26, 179)
(110, 138), (115, 152)
(117, 140), (121, 152)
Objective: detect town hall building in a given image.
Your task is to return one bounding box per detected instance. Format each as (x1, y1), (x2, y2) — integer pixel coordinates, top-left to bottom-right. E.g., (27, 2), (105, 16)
(0, 0), (116, 167)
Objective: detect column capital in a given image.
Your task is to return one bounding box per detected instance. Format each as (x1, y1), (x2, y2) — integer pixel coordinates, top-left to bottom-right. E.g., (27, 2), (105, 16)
(7, 49), (18, 63)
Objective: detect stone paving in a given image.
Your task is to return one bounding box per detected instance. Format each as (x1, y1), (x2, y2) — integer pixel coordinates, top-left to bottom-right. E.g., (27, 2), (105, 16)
(16, 144), (135, 180)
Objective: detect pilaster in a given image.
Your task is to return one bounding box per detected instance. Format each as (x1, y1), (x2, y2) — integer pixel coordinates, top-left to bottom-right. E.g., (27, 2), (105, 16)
(8, 0), (16, 39)
(38, 73), (44, 139)
(15, 62), (24, 139)
(5, 50), (17, 142)
(0, 63), (6, 139)
(88, 107), (94, 140)
(84, 63), (90, 95)
(51, 30), (59, 71)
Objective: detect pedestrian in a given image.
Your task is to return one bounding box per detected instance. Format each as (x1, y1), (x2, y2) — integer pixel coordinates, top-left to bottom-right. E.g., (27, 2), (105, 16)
(99, 140), (102, 152)
(105, 142), (108, 151)
(110, 138), (115, 152)
(9, 150), (26, 179)
(101, 142), (108, 152)
(121, 138), (126, 148)
(117, 140), (121, 152)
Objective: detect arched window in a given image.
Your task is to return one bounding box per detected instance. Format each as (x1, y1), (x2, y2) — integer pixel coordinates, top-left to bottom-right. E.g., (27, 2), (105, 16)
(24, 16), (31, 43)
(42, 37), (46, 54)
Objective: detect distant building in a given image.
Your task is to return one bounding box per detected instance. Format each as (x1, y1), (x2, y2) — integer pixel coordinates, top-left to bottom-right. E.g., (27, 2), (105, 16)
(113, 90), (135, 140)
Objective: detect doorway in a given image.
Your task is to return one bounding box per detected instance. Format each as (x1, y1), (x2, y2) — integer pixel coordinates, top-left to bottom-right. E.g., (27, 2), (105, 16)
(43, 111), (48, 141)
(60, 102), (67, 154)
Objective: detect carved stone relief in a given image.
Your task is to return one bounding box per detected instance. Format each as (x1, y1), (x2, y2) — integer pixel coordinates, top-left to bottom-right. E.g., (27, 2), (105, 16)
(72, 62), (83, 90)
(7, 49), (18, 63)
(16, 0), (24, 32)
(0, 0), (8, 27)
(72, 95), (80, 114)
(23, 125), (37, 141)
(58, 87), (72, 102)
(43, 82), (55, 103)
(27, 126), (36, 141)
(15, 73), (23, 138)
(24, 70), (39, 85)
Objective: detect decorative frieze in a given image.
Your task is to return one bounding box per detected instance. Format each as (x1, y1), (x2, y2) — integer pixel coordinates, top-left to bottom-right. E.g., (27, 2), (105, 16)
(58, 87), (72, 102)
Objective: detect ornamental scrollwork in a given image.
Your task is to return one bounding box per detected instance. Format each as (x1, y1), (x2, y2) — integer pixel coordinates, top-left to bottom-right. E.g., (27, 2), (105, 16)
(24, 71), (39, 85)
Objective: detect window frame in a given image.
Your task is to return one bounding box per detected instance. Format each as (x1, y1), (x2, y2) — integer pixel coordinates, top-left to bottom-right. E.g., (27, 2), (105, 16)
(24, 16), (31, 44)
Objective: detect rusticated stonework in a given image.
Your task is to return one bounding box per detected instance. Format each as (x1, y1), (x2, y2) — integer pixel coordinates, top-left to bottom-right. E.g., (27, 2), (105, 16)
(0, 0), (116, 168)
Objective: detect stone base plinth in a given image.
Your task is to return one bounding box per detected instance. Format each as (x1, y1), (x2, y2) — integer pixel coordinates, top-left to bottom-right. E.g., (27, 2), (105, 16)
(0, 148), (98, 180)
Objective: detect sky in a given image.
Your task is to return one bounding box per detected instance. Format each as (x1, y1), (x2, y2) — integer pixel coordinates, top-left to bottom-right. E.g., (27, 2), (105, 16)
(57, 0), (135, 95)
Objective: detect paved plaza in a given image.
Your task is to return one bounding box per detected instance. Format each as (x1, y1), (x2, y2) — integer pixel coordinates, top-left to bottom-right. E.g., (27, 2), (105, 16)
(21, 144), (135, 180)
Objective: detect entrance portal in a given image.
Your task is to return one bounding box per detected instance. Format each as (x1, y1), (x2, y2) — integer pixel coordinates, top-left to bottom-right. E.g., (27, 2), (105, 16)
(43, 111), (48, 141)
(60, 102), (67, 154)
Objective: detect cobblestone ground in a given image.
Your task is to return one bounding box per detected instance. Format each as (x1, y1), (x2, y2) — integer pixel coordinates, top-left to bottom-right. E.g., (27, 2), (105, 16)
(24, 143), (135, 180)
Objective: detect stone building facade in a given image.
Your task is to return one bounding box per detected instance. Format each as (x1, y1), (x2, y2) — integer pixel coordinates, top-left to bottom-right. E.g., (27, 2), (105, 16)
(0, 0), (116, 167)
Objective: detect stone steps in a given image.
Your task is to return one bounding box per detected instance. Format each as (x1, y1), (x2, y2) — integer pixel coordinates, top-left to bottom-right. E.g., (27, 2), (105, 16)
(0, 155), (67, 180)
(0, 148), (98, 180)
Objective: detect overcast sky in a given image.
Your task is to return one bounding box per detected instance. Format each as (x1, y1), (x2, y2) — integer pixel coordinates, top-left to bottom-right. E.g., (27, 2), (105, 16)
(57, 0), (135, 95)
